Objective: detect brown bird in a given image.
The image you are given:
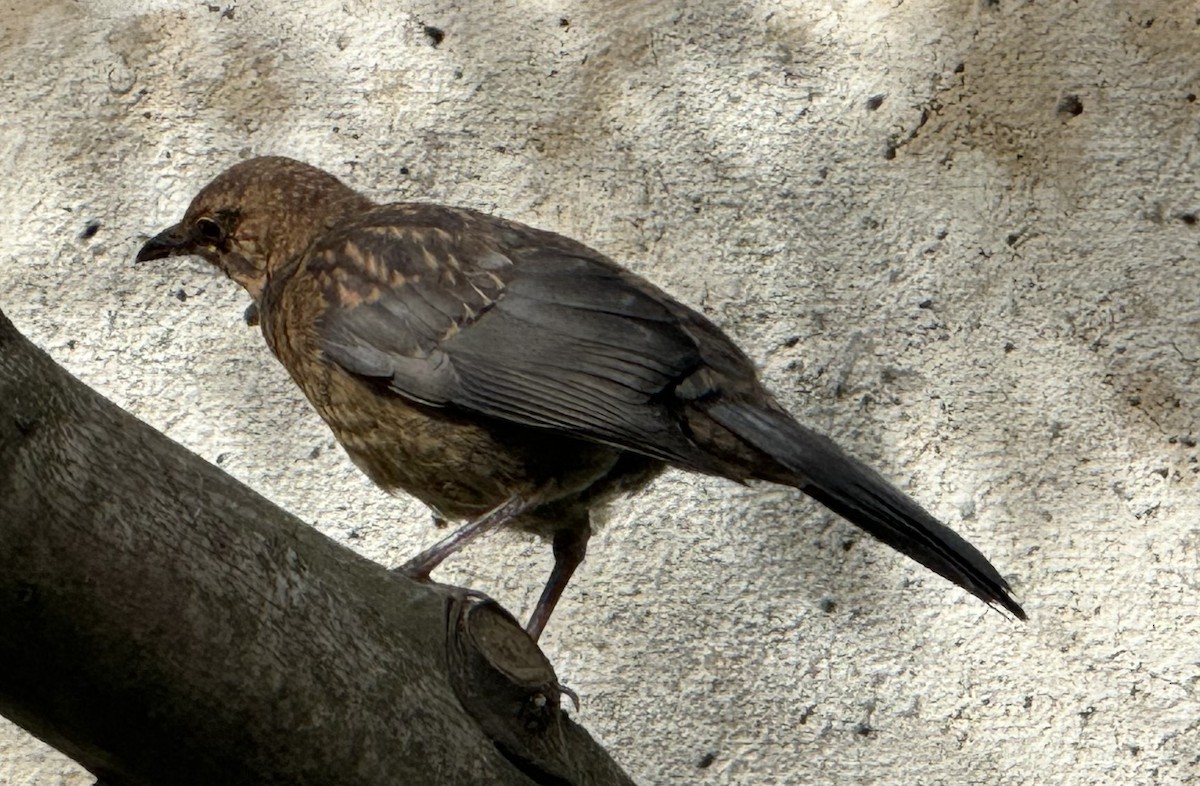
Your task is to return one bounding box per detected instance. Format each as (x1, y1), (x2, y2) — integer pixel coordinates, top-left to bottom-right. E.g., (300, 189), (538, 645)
(137, 156), (1025, 638)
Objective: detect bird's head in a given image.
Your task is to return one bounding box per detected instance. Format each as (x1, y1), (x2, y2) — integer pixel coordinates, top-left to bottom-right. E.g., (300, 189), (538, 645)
(136, 156), (373, 300)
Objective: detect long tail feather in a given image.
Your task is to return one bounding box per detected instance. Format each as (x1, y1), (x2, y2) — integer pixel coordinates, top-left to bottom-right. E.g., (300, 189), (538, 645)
(706, 402), (1026, 619)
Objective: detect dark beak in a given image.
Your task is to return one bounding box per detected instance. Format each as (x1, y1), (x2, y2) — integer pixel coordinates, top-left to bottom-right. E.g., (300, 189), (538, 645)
(136, 223), (190, 262)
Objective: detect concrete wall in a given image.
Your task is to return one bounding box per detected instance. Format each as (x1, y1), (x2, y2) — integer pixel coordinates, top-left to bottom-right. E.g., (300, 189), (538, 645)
(2, 1), (1197, 783)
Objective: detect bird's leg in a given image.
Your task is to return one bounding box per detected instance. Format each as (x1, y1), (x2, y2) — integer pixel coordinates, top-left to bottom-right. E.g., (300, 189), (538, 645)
(525, 525), (590, 641)
(398, 495), (526, 580)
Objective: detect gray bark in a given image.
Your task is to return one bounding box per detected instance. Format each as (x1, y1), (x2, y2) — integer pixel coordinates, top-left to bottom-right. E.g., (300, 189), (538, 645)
(0, 310), (632, 786)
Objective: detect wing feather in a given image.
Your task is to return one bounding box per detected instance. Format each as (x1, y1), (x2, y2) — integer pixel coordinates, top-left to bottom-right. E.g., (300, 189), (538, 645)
(307, 204), (750, 470)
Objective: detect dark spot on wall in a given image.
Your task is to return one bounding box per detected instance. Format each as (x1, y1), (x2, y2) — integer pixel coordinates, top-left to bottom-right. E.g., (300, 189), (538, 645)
(697, 752), (716, 769)
(1057, 94), (1084, 117)
(866, 94), (885, 111)
(79, 220), (101, 240)
(423, 25), (445, 47)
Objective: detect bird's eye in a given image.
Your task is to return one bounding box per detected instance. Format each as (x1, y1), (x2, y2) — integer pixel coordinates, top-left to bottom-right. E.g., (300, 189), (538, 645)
(194, 217), (225, 243)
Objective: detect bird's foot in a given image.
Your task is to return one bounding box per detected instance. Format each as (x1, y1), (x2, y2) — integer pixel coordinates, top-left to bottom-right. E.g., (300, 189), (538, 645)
(556, 681), (580, 711)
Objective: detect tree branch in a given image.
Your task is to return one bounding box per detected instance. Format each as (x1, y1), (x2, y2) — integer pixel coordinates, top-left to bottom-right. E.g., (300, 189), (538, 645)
(0, 310), (632, 786)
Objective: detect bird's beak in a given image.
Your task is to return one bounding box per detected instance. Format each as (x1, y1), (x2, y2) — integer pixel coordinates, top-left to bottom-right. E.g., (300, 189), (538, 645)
(135, 223), (190, 262)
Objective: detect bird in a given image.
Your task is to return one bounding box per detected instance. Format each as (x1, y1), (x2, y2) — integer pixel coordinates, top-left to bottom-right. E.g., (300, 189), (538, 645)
(137, 156), (1026, 638)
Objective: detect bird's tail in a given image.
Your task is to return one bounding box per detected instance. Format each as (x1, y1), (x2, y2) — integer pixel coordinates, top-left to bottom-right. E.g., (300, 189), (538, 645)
(705, 401), (1026, 619)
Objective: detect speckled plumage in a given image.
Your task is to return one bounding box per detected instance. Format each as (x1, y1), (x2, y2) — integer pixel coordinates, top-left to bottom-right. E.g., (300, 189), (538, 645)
(138, 156), (1025, 636)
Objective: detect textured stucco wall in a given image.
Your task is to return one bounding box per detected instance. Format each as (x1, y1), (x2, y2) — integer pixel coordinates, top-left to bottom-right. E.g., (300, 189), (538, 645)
(2, 1), (1197, 784)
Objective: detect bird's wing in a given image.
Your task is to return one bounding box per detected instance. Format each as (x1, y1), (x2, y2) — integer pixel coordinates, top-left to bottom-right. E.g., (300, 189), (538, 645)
(308, 205), (744, 472)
